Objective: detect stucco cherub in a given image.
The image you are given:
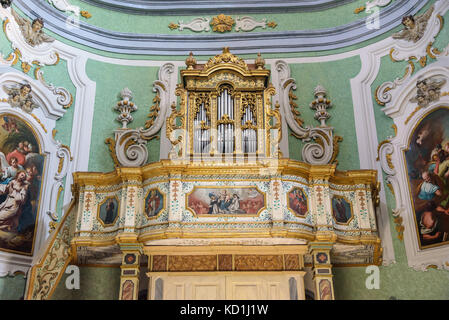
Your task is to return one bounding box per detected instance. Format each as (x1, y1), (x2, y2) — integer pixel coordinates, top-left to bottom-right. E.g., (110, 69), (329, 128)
(3, 83), (39, 113)
(11, 8), (54, 47)
(0, 0), (12, 9)
(410, 76), (447, 107)
(392, 6), (434, 43)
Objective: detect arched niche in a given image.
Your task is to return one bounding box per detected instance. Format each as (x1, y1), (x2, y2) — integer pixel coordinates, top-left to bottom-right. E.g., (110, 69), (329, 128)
(0, 70), (71, 277)
(379, 57), (449, 270)
(403, 107), (449, 250)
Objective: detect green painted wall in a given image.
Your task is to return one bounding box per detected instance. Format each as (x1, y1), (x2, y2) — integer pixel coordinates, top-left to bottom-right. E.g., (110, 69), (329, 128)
(86, 60), (160, 172)
(288, 56), (362, 170)
(330, 0), (449, 301)
(60, 0), (371, 35)
(0, 275), (25, 300)
(51, 267), (120, 300)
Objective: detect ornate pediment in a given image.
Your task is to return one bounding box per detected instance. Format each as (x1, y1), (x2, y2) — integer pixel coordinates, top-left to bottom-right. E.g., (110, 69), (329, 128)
(203, 47), (250, 73)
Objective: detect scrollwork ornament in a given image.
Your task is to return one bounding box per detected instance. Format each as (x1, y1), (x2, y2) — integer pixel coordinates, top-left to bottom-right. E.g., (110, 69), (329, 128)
(35, 68), (72, 108)
(112, 64), (174, 167)
(301, 128), (334, 165)
(276, 60), (336, 165)
(178, 17), (211, 32)
(114, 130), (148, 167)
(378, 141), (395, 176)
(235, 16), (267, 32)
(47, 139), (71, 223)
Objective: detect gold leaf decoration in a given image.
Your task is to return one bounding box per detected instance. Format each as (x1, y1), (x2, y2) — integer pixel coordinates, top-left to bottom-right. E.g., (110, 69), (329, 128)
(145, 92), (161, 129)
(210, 14), (235, 33)
(391, 124), (397, 137)
(168, 22), (179, 30)
(331, 136), (343, 165)
(267, 21), (277, 28)
(288, 87), (303, 127)
(21, 62), (31, 73)
(80, 11), (92, 18)
(203, 47), (249, 72)
(394, 215), (404, 241)
(105, 137), (120, 168)
(354, 6), (366, 14)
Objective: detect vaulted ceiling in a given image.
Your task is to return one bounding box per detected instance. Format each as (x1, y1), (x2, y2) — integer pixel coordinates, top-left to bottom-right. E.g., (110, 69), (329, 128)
(14, 0), (430, 55)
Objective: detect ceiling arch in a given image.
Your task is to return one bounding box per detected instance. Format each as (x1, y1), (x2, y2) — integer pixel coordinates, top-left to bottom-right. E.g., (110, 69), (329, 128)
(81, 0), (359, 15)
(14, 0), (430, 56)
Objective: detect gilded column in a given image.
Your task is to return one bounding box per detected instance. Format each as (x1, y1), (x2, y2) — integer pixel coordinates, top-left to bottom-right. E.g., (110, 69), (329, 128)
(309, 242), (335, 300)
(118, 243), (143, 300)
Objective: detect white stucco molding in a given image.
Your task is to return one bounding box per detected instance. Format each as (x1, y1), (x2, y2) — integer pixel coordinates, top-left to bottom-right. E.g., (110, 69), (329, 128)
(114, 63), (174, 167)
(0, 7), (58, 67)
(379, 57), (449, 271)
(377, 0), (449, 106)
(0, 70), (71, 277)
(51, 45), (96, 208)
(350, 42), (397, 266)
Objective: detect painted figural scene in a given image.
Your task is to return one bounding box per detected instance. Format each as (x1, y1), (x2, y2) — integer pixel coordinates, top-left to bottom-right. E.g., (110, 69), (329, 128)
(331, 196), (352, 224)
(98, 197), (119, 226)
(288, 187), (308, 216)
(145, 188), (164, 218)
(188, 187), (264, 215)
(406, 108), (449, 248)
(0, 114), (44, 255)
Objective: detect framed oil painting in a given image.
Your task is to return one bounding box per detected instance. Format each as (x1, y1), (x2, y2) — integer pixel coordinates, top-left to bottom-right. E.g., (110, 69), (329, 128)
(0, 114), (44, 256)
(187, 187), (265, 216)
(405, 108), (449, 248)
(144, 188), (164, 218)
(98, 196), (119, 226)
(287, 187), (308, 217)
(331, 196), (353, 224)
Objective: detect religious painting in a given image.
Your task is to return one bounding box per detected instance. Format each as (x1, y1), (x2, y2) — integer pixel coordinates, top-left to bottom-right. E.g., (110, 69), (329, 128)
(405, 107), (449, 248)
(144, 188), (164, 218)
(0, 114), (44, 256)
(187, 187), (265, 215)
(319, 279), (332, 300)
(287, 187), (308, 217)
(98, 196), (119, 226)
(121, 280), (134, 300)
(331, 196), (353, 224)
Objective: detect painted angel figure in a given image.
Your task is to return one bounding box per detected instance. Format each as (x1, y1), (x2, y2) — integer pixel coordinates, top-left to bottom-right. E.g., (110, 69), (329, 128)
(11, 8), (54, 47)
(0, 170), (29, 232)
(392, 6), (434, 43)
(3, 83), (39, 113)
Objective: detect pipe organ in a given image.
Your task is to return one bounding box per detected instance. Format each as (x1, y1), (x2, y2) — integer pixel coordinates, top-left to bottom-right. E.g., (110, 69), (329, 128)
(167, 47), (281, 160)
(217, 87), (235, 154)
